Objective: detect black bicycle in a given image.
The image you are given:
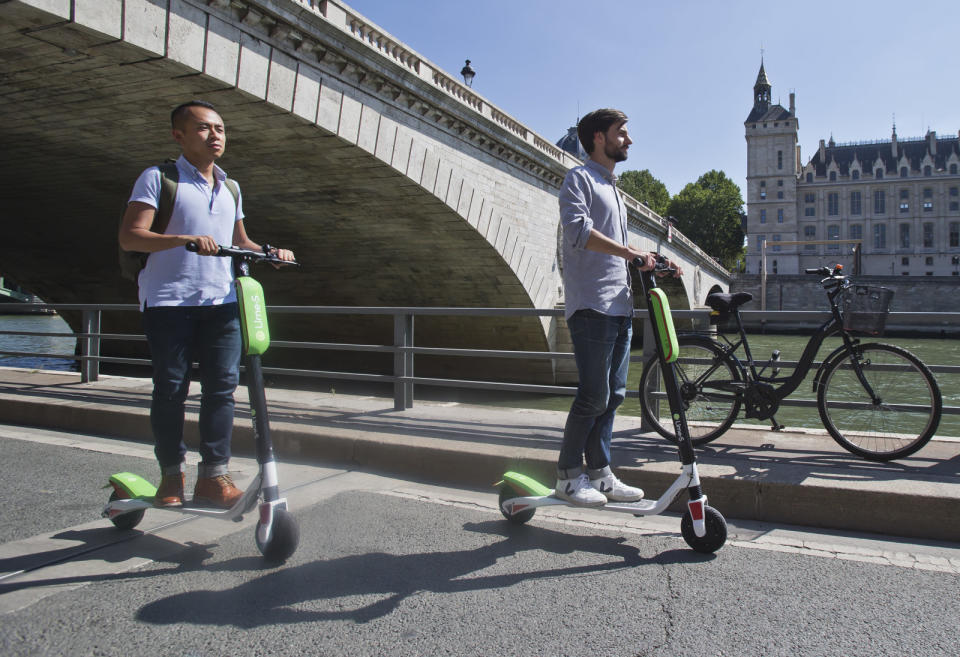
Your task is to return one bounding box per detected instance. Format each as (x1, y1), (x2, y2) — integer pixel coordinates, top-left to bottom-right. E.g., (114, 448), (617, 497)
(638, 264), (942, 461)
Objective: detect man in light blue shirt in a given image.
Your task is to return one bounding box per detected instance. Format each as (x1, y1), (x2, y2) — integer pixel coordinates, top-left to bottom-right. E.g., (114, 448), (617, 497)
(556, 108), (676, 507)
(119, 100), (294, 509)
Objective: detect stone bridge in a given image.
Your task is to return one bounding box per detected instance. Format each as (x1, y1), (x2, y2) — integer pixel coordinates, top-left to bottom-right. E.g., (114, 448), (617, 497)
(0, 0), (730, 383)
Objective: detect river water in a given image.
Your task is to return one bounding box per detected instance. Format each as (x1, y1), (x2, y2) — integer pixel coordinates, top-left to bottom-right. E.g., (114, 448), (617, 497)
(0, 314), (76, 371)
(1, 314), (957, 436)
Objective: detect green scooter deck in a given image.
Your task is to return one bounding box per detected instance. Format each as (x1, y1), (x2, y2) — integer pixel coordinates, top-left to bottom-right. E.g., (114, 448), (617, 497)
(499, 471), (552, 496)
(109, 472), (157, 499)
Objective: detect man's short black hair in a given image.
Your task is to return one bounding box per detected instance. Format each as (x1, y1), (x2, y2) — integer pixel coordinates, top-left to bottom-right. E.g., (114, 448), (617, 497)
(577, 108), (628, 155)
(171, 100), (218, 129)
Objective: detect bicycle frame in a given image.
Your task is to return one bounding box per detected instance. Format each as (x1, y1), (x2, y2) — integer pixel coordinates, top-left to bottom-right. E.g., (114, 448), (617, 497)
(693, 269), (880, 411)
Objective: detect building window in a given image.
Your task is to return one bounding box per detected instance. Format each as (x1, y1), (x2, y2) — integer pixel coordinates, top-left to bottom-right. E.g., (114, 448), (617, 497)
(804, 225), (816, 249)
(777, 179), (783, 187)
(899, 223), (910, 248)
(850, 191), (861, 215)
(876, 168), (884, 179)
(950, 187), (958, 197)
(777, 191), (783, 199)
(924, 165), (932, 176)
(950, 222), (960, 247)
(777, 209), (784, 223)
(951, 164), (958, 174)
(952, 202), (959, 212)
(805, 207), (816, 216)
(874, 190), (885, 214)
(901, 257), (910, 266)
(827, 224), (840, 251)
(923, 187), (933, 198)
(900, 202), (910, 213)
(756, 234), (765, 252)
(829, 171), (837, 181)
(923, 222), (934, 248)
(923, 201), (934, 212)
(760, 190), (766, 199)
(804, 193), (815, 203)
(874, 223), (887, 249)
(925, 256), (934, 266)
(900, 189), (910, 199)
(772, 234), (781, 252)
(852, 170), (860, 180)
(828, 193), (839, 215)
(849, 224), (863, 241)
(806, 172), (813, 183)
(900, 167), (908, 178)
(760, 209), (767, 224)
(778, 151), (783, 170)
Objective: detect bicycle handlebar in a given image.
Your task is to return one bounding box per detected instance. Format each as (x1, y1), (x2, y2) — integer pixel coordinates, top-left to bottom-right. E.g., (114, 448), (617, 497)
(185, 242), (299, 267)
(804, 264), (847, 288)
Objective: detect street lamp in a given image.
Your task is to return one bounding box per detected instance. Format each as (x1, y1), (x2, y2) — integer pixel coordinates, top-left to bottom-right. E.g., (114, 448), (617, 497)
(460, 59), (475, 87)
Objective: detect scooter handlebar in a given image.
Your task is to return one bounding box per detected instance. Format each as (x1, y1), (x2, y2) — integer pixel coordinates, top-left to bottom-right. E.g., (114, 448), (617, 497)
(185, 242), (299, 267)
(631, 254), (676, 275)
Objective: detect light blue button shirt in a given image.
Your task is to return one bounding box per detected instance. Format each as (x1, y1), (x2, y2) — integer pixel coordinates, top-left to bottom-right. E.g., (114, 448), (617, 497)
(127, 155), (244, 309)
(559, 159), (633, 319)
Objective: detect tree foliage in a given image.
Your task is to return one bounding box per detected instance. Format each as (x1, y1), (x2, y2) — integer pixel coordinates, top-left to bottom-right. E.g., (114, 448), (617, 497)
(617, 169), (670, 217)
(667, 170), (745, 269)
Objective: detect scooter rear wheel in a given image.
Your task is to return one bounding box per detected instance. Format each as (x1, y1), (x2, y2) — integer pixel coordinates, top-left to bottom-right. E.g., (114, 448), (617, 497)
(498, 484), (535, 525)
(108, 491), (145, 531)
(680, 505), (727, 554)
(256, 508), (300, 563)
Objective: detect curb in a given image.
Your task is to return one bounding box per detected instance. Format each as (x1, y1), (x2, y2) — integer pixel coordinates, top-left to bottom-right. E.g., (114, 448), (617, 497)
(1, 391), (957, 543)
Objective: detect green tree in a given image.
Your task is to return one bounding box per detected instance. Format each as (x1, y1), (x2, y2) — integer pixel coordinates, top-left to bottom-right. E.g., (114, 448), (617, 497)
(617, 169), (670, 216)
(667, 170), (745, 269)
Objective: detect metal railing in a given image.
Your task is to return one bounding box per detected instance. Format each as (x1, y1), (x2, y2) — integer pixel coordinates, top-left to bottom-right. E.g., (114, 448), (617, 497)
(1, 304), (957, 418)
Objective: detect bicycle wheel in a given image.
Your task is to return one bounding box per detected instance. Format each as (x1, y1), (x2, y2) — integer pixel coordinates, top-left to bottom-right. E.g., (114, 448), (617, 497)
(817, 342), (942, 461)
(639, 336), (742, 446)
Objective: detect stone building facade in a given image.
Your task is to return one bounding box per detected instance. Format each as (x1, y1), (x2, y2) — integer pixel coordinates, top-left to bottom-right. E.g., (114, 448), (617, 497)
(745, 62), (960, 277)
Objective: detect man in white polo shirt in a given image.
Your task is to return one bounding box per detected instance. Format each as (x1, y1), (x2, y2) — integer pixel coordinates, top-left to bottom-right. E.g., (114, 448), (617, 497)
(118, 100), (294, 508)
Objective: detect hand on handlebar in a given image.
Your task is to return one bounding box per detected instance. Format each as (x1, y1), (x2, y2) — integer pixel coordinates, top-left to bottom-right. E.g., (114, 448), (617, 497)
(631, 252), (682, 278)
(186, 235), (220, 255)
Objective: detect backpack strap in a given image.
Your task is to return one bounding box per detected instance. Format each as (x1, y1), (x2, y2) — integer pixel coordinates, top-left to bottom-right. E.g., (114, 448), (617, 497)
(222, 177), (240, 217)
(153, 161), (179, 235)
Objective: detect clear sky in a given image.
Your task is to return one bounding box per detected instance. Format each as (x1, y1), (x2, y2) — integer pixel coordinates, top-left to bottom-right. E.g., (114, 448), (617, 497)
(341, 0), (960, 200)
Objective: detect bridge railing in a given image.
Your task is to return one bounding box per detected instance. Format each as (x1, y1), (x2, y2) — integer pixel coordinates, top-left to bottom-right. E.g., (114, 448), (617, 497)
(1, 305), (958, 428)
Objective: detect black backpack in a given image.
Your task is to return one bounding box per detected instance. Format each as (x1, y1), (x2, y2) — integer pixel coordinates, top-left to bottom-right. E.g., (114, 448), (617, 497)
(119, 162), (239, 281)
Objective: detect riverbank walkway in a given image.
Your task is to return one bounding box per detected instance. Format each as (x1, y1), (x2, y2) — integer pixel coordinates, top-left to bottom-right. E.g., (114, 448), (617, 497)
(0, 367), (957, 543)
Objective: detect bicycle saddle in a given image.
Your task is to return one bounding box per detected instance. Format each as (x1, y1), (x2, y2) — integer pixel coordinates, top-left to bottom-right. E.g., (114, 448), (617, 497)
(705, 292), (754, 313)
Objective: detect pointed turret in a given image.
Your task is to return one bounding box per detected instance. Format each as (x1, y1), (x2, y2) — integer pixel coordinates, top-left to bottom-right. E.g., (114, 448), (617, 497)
(754, 60), (772, 112)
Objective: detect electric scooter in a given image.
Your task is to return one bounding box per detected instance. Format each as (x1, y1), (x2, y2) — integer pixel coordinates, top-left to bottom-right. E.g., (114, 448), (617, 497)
(497, 256), (728, 554)
(102, 243), (301, 562)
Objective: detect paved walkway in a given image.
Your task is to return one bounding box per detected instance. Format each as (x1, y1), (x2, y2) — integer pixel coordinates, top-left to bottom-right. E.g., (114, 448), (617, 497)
(0, 367), (957, 542)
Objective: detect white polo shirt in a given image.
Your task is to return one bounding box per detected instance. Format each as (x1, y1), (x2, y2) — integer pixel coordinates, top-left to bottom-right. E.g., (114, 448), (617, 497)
(127, 155), (244, 309)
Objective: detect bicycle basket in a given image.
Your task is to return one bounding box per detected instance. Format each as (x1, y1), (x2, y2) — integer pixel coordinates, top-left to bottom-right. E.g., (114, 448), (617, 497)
(841, 285), (893, 335)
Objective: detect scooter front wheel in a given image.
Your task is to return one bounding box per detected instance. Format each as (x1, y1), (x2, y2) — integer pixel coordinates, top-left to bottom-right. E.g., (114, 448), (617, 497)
(108, 491), (145, 531)
(498, 484), (536, 525)
(680, 505), (727, 554)
(255, 508), (300, 563)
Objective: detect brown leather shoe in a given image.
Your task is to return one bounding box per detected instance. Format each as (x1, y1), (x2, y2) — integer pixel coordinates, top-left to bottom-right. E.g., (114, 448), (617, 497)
(154, 473), (185, 507)
(193, 474), (243, 509)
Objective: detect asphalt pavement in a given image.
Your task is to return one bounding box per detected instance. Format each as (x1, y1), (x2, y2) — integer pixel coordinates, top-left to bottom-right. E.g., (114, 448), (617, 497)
(0, 366), (958, 542)
(0, 424), (958, 657)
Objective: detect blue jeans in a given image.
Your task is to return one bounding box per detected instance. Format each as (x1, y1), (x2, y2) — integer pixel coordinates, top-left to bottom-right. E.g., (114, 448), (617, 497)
(558, 309), (632, 473)
(143, 303), (241, 473)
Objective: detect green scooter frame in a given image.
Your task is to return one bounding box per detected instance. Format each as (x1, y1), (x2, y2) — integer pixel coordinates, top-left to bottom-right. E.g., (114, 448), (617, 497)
(102, 243), (300, 563)
(497, 257), (727, 554)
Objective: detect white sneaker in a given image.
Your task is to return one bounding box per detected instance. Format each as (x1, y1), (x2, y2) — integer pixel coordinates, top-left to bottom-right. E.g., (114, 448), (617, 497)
(555, 473), (607, 507)
(589, 467), (644, 502)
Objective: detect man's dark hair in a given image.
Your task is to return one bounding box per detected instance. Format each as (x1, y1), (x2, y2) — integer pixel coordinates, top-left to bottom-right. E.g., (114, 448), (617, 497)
(170, 100), (218, 129)
(577, 108), (628, 155)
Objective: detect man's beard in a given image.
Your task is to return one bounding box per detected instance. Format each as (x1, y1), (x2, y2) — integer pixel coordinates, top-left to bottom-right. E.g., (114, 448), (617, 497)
(605, 143), (628, 162)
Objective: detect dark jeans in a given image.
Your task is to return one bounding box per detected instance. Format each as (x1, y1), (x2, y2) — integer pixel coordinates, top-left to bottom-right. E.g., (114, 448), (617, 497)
(143, 303), (241, 473)
(558, 309), (632, 473)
